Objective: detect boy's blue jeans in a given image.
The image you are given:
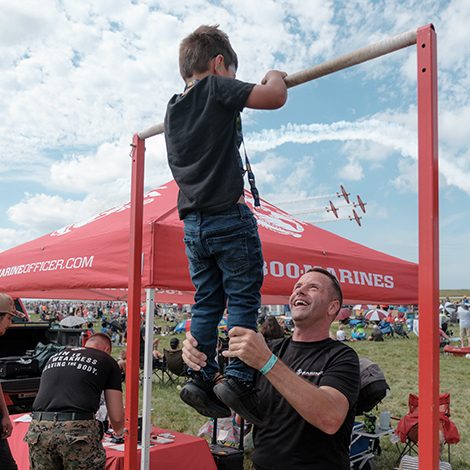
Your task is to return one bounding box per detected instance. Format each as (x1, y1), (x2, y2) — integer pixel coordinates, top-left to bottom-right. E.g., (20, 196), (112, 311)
(183, 203), (264, 382)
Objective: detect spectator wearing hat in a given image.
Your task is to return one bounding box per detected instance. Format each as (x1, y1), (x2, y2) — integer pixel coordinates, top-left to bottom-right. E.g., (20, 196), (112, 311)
(0, 293), (26, 470)
(170, 337), (181, 350)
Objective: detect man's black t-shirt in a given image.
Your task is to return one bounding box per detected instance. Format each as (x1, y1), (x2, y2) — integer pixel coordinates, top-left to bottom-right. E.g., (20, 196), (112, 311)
(32, 347), (122, 413)
(165, 75), (255, 220)
(252, 337), (360, 470)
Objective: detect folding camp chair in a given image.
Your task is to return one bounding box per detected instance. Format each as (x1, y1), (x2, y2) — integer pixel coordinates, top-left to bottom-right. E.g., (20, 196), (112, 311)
(399, 455), (452, 470)
(139, 355), (172, 384)
(162, 348), (188, 385)
(394, 393), (460, 464)
(393, 322), (409, 339)
(379, 320), (394, 338)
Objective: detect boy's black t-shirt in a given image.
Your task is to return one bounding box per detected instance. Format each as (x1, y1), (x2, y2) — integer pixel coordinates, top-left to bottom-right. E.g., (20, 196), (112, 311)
(32, 347), (122, 414)
(252, 337), (360, 470)
(164, 75), (255, 220)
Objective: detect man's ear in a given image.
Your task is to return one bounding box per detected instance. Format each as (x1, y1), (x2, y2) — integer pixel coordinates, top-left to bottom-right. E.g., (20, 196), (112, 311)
(327, 300), (340, 318)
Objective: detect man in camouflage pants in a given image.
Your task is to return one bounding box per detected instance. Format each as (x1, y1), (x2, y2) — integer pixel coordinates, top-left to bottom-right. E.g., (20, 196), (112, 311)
(24, 333), (124, 470)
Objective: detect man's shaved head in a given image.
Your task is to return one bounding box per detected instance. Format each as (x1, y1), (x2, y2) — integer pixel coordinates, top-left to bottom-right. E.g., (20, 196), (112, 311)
(86, 333), (112, 352)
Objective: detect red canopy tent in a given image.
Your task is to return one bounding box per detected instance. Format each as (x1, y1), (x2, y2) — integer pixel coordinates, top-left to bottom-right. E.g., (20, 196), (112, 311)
(0, 179), (417, 304)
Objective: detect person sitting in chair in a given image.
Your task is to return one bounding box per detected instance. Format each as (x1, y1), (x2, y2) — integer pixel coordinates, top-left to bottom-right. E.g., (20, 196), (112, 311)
(368, 325), (384, 342)
(153, 338), (164, 360)
(139, 327), (163, 370)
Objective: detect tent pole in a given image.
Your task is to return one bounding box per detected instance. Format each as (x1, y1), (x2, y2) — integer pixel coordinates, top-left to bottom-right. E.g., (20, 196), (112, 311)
(124, 134), (146, 470)
(137, 28), (418, 140)
(141, 288), (155, 470)
(417, 24), (440, 470)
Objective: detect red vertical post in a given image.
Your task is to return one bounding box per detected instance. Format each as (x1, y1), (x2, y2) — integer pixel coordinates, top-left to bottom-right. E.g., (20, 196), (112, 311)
(417, 24), (439, 470)
(124, 133), (146, 470)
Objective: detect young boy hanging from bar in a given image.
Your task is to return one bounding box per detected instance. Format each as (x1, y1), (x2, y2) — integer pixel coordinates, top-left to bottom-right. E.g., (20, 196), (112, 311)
(164, 24), (287, 424)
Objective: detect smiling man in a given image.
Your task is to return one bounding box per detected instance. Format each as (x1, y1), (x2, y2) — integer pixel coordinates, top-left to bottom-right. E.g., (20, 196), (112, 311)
(0, 293), (26, 470)
(183, 267), (360, 470)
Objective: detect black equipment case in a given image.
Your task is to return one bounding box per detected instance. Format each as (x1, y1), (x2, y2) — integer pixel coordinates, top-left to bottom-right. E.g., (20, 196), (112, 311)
(209, 417), (244, 470)
(210, 444), (244, 470)
(0, 356), (41, 379)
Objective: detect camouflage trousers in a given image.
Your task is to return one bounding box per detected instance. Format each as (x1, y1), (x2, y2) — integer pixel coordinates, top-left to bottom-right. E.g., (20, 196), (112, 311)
(24, 418), (106, 470)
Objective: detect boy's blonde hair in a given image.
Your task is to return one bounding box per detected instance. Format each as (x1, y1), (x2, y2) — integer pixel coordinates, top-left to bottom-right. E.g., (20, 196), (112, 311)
(179, 25), (238, 80)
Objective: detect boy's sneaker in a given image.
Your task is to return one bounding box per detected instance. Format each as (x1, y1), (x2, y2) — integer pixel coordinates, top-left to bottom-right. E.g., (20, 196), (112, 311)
(213, 376), (263, 425)
(179, 371), (231, 418)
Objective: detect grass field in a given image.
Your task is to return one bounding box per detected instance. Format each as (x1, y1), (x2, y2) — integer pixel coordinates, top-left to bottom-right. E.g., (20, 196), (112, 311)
(28, 312), (469, 469)
(439, 290), (470, 301)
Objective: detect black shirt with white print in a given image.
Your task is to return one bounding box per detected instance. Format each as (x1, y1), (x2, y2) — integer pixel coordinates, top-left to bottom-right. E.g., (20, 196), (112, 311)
(252, 337), (360, 470)
(32, 347), (122, 414)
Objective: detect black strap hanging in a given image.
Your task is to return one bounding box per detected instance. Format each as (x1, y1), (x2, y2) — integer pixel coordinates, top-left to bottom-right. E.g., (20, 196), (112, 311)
(236, 114), (260, 208)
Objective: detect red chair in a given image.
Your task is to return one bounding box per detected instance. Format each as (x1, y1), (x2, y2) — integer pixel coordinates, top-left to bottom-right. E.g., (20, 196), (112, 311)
(394, 393), (459, 463)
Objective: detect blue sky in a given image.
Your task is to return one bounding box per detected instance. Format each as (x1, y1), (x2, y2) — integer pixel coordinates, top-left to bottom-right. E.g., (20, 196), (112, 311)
(0, 0), (469, 290)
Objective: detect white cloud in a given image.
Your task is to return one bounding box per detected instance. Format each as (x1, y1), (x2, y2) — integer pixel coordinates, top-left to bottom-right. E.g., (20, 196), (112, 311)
(0, 1), (57, 47)
(390, 159), (418, 193)
(245, 119), (418, 162)
(251, 153), (290, 186)
(283, 155), (316, 189)
(0, 227), (40, 253)
(439, 152), (470, 195)
(439, 106), (470, 149)
(7, 193), (85, 231)
(48, 137), (131, 193)
(437, 0), (470, 69)
(338, 158), (364, 181)
(340, 140), (394, 164)
(4, 133), (173, 235)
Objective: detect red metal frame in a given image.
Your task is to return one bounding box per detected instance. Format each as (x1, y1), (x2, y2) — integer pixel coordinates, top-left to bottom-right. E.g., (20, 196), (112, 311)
(124, 133), (146, 470)
(125, 24), (440, 470)
(417, 24), (440, 470)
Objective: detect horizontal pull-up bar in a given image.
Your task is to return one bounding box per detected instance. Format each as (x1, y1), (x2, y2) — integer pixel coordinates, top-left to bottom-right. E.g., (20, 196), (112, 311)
(138, 122), (164, 140)
(284, 27), (417, 88)
(137, 27), (417, 141)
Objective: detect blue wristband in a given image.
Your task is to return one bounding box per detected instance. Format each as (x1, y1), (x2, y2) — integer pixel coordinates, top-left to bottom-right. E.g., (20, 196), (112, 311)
(259, 354), (278, 375)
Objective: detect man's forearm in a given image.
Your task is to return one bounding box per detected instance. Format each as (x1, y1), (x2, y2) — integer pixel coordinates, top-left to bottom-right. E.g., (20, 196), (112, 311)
(109, 414), (125, 436)
(104, 390), (125, 435)
(0, 383), (13, 438)
(0, 383), (8, 418)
